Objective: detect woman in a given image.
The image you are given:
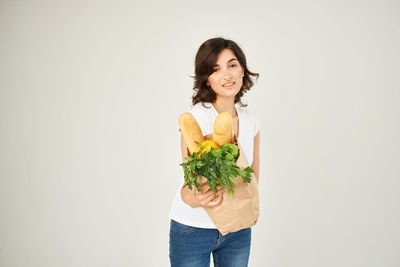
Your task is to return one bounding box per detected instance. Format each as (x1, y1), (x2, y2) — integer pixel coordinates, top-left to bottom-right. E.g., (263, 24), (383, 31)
(169, 37), (260, 267)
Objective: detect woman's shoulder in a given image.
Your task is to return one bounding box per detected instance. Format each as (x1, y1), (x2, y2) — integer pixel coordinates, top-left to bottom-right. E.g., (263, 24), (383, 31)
(236, 105), (258, 120)
(237, 105), (260, 136)
(188, 102), (213, 117)
(189, 102), (213, 112)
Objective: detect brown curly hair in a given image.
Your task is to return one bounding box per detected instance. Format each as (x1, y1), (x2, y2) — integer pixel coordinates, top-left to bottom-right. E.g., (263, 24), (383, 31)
(191, 37), (259, 108)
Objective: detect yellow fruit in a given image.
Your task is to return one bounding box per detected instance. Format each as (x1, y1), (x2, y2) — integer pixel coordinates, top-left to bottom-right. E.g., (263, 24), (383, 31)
(196, 140), (219, 154)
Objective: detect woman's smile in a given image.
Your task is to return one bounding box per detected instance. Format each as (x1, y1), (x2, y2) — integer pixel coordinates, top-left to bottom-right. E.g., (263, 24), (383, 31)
(223, 82), (235, 88)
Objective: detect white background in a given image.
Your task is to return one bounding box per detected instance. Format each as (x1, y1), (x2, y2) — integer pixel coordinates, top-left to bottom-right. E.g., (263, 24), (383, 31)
(1, 0), (399, 266)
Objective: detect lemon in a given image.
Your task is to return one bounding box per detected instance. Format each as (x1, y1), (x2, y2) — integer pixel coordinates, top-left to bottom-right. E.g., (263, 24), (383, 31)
(196, 140), (220, 154)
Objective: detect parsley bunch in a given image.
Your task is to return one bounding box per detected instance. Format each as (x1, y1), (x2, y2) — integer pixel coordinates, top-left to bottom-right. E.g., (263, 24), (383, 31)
(180, 143), (254, 195)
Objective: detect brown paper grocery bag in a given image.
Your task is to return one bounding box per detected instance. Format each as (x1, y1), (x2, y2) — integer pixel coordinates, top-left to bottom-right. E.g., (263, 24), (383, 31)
(203, 140), (259, 235)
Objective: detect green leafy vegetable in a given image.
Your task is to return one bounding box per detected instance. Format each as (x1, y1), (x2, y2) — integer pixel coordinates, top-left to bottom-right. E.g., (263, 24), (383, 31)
(180, 143), (254, 195)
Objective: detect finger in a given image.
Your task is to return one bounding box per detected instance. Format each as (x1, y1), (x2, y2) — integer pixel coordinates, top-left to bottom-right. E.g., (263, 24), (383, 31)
(203, 184), (223, 193)
(197, 185), (224, 200)
(198, 189), (218, 202)
(216, 185), (226, 193)
(207, 194), (223, 207)
(201, 184), (211, 192)
(200, 190), (221, 206)
(215, 186), (226, 195)
(215, 188), (225, 196)
(194, 183), (208, 194)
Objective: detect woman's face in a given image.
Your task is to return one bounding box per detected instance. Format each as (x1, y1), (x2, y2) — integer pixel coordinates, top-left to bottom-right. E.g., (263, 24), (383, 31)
(207, 48), (244, 100)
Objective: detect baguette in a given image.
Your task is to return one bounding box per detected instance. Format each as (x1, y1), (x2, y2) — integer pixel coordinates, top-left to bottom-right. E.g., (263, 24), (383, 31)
(178, 112), (205, 155)
(213, 112), (233, 146)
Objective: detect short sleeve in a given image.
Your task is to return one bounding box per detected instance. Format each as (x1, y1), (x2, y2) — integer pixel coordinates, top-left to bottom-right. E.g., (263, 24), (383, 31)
(254, 115), (260, 137)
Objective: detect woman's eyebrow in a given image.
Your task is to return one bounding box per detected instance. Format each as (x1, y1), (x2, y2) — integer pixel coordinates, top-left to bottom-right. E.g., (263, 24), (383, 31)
(213, 58), (238, 67)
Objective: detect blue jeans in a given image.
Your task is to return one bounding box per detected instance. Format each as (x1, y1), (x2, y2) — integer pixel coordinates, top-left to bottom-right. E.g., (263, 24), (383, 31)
(169, 219), (251, 267)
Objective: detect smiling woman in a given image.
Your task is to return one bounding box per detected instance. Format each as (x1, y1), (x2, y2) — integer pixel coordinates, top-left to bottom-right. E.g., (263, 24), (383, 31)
(207, 49), (244, 100)
(192, 38), (259, 108)
(169, 37), (261, 267)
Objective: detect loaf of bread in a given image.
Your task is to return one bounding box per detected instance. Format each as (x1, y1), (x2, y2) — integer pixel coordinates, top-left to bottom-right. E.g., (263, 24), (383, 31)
(178, 112), (205, 155)
(213, 112), (233, 146)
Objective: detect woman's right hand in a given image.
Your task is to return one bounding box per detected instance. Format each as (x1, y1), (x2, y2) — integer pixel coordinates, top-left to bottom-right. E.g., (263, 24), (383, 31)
(181, 183), (225, 208)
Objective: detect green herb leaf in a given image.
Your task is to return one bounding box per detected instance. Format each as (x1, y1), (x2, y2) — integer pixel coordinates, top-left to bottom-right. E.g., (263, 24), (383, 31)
(180, 143), (253, 195)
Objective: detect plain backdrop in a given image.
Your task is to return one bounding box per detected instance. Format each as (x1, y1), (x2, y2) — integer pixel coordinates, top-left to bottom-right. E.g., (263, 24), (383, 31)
(1, 0), (399, 266)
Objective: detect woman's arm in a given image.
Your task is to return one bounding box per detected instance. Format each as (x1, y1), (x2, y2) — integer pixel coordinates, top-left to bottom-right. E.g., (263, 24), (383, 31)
(251, 131), (260, 183)
(180, 133), (224, 208)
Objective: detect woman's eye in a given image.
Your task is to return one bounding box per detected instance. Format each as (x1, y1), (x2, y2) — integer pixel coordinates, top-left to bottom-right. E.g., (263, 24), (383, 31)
(212, 69), (219, 72)
(230, 64), (237, 67)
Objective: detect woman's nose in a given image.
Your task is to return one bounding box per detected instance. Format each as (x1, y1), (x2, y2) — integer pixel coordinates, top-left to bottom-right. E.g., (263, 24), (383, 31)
(222, 68), (233, 79)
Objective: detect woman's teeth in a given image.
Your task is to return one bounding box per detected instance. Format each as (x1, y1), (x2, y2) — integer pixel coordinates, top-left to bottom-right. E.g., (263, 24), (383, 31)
(223, 82), (234, 87)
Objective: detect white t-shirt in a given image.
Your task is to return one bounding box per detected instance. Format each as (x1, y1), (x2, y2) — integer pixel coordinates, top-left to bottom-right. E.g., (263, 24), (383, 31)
(169, 102), (260, 229)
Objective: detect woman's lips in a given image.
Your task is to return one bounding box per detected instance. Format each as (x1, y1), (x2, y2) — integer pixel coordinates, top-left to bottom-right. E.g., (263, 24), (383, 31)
(223, 82), (235, 88)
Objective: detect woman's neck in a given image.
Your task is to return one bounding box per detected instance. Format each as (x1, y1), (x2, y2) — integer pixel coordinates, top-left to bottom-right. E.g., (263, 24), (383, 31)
(211, 98), (237, 119)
